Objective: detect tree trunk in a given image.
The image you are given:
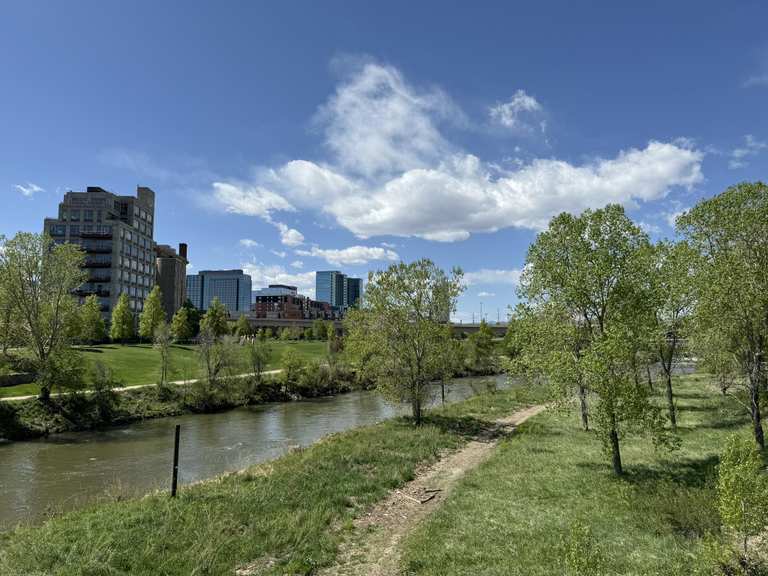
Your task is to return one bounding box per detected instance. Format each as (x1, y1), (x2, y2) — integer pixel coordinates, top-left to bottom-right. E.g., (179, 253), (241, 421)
(578, 384), (589, 431)
(609, 411), (623, 475)
(39, 384), (51, 403)
(441, 380), (446, 405)
(749, 374), (765, 450)
(412, 397), (422, 426)
(665, 372), (677, 430)
(646, 365), (653, 391)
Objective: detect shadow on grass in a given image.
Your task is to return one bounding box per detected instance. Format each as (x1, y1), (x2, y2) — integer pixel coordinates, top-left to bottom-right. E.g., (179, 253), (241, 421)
(415, 413), (500, 440)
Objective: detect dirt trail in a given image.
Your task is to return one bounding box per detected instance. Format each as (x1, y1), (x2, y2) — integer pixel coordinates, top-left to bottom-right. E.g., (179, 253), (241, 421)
(317, 404), (545, 576)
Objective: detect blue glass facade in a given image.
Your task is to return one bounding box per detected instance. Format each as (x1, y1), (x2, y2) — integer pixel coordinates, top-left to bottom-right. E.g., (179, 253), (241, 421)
(185, 270), (252, 312)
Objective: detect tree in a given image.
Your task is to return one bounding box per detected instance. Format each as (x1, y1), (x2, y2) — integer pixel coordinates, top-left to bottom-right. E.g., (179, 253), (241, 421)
(153, 321), (172, 386)
(464, 320), (497, 374)
(717, 434), (768, 560)
(0, 232), (86, 400)
(180, 299), (201, 337)
(312, 318), (326, 340)
(519, 205), (669, 475)
(344, 259), (463, 425)
(678, 182), (768, 449)
(138, 286), (164, 341)
(0, 285), (20, 355)
(649, 240), (696, 430)
(245, 337), (271, 384)
(197, 325), (236, 389)
(235, 314), (251, 338)
(200, 296), (229, 338)
(110, 293), (135, 343)
(170, 306), (193, 342)
(79, 294), (106, 344)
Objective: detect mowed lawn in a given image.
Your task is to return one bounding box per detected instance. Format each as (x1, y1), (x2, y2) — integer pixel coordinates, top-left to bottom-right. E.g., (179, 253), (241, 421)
(399, 374), (751, 575)
(0, 341), (326, 398)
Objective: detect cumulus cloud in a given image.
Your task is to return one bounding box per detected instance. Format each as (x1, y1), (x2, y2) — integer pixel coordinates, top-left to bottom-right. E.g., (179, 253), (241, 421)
(488, 90), (543, 131)
(275, 222), (305, 246)
(15, 182), (44, 197)
(464, 268), (522, 286)
(290, 260), (304, 269)
(239, 238), (261, 248)
(212, 61), (704, 242)
(295, 245), (399, 266)
(477, 291), (496, 298)
(270, 249), (287, 258)
(728, 134), (767, 169)
(242, 262), (316, 298)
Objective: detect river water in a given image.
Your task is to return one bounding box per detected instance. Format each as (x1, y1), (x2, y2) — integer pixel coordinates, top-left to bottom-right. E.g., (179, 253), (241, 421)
(0, 374), (506, 531)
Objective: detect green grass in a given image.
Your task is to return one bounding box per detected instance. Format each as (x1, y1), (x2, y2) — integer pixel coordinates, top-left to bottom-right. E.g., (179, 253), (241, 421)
(399, 374), (752, 575)
(0, 341), (326, 398)
(0, 386), (540, 576)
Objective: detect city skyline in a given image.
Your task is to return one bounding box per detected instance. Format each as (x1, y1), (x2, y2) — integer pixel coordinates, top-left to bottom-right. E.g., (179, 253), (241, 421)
(2, 1), (767, 322)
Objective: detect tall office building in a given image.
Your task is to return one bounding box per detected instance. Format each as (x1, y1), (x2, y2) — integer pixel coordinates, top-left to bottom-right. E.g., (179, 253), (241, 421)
(155, 243), (188, 320)
(316, 270), (346, 307)
(316, 271), (362, 309)
(344, 277), (362, 308)
(186, 269), (252, 313)
(43, 185), (156, 316)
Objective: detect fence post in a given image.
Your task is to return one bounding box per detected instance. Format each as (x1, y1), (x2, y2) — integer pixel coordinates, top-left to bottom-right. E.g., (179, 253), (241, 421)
(171, 424), (180, 497)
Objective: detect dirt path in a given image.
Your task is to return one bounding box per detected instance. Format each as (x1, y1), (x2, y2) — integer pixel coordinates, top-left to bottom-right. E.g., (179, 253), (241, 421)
(317, 404), (546, 576)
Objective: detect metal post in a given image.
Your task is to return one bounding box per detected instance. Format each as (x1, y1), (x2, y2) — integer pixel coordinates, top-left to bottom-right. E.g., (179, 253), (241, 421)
(171, 424), (180, 497)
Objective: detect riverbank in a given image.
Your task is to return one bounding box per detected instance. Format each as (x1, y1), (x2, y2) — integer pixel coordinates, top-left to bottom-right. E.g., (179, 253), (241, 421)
(398, 374), (754, 575)
(0, 367), (361, 441)
(0, 385), (543, 575)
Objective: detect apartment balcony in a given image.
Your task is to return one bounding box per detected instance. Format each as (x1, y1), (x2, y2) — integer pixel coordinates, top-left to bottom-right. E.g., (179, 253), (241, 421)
(87, 275), (111, 283)
(81, 231), (113, 239)
(75, 288), (111, 298)
(83, 245), (113, 254)
(84, 259), (112, 268)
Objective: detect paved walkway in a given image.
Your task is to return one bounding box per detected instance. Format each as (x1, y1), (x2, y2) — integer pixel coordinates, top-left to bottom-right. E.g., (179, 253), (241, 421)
(0, 369), (284, 402)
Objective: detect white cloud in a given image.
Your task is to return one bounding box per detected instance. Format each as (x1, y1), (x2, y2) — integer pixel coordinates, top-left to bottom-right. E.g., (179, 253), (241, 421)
(488, 90), (543, 131)
(295, 245), (399, 266)
(274, 222), (305, 246)
(239, 238), (261, 248)
(290, 260), (304, 269)
(638, 221), (662, 235)
(743, 74), (768, 88)
(242, 262), (316, 298)
(212, 61), (704, 242)
(15, 182), (44, 197)
(728, 134), (767, 169)
(464, 268), (522, 286)
(270, 249), (287, 258)
(477, 291), (496, 298)
(663, 207), (689, 228)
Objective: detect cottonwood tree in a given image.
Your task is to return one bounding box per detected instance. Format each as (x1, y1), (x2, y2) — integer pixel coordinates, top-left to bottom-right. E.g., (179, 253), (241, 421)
(677, 182), (768, 449)
(138, 286), (164, 341)
(235, 314), (251, 338)
(153, 321), (172, 386)
(519, 205), (669, 475)
(79, 294), (106, 344)
(170, 306), (193, 342)
(649, 240), (696, 429)
(180, 299), (201, 337)
(344, 259), (463, 425)
(0, 285), (20, 355)
(200, 296), (229, 337)
(464, 320), (497, 374)
(110, 293), (135, 343)
(0, 233), (86, 400)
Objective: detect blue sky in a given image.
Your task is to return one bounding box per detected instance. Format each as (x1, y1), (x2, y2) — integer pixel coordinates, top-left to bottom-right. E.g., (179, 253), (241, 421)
(2, 1), (767, 322)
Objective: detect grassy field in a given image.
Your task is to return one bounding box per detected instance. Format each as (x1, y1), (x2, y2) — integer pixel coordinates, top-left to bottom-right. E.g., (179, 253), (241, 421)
(400, 374), (752, 575)
(0, 386), (541, 575)
(0, 341), (326, 398)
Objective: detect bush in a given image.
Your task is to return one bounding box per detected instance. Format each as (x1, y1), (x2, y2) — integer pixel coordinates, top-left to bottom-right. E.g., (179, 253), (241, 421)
(91, 361), (119, 422)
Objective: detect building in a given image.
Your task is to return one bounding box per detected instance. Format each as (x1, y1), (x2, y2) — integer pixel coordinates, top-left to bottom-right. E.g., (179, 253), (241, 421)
(155, 243), (188, 320)
(43, 185), (156, 316)
(344, 276), (362, 308)
(252, 284), (298, 298)
(316, 271), (362, 309)
(316, 270), (345, 307)
(252, 287), (334, 320)
(186, 269), (252, 314)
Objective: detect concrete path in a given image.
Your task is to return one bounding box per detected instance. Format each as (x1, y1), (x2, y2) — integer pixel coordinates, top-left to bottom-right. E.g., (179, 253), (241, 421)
(0, 369), (284, 402)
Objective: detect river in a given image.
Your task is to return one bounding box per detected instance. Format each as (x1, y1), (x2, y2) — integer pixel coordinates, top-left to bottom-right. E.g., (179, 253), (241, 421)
(0, 374), (506, 531)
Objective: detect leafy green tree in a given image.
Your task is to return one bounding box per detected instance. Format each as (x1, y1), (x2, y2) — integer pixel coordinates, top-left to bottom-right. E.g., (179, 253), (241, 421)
(170, 306), (193, 342)
(138, 286), (164, 341)
(197, 326), (236, 389)
(110, 293), (135, 343)
(0, 232), (86, 400)
(678, 182), (768, 449)
(180, 299), (201, 337)
(246, 337), (271, 383)
(464, 320), (497, 374)
(0, 285), (20, 355)
(312, 318), (326, 340)
(519, 205), (669, 475)
(717, 434), (768, 560)
(235, 314), (251, 338)
(344, 259), (464, 425)
(79, 294), (106, 344)
(649, 240), (696, 430)
(153, 321), (172, 386)
(200, 296), (229, 338)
